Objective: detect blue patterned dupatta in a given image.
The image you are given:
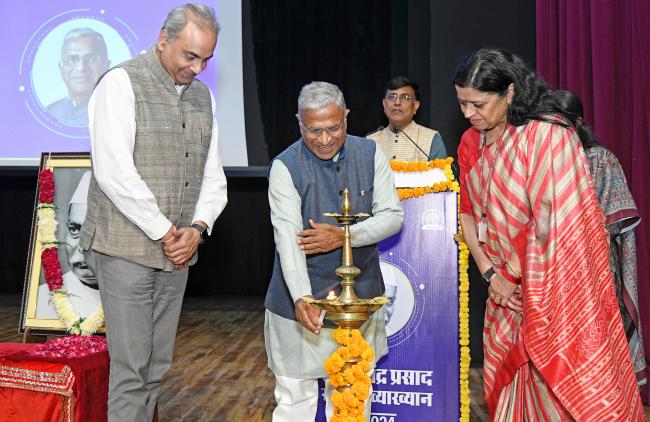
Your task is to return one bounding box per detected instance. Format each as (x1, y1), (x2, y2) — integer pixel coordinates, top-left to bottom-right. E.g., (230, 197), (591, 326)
(587, 145), (647, 386)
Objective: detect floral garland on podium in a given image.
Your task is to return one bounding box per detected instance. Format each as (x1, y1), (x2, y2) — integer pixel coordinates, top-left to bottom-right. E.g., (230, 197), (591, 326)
(389, 158), (471, 421)
(37, 169), (104, 335)
(390, 158), (459, 200)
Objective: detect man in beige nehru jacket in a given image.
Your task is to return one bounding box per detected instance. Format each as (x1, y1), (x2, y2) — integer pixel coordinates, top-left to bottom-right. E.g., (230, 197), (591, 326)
(367, 76), (447, 161)
(80, 4), (227, 421)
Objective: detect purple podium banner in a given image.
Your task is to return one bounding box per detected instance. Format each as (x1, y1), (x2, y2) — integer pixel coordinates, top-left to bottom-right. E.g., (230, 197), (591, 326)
(317, 192), (459, 421)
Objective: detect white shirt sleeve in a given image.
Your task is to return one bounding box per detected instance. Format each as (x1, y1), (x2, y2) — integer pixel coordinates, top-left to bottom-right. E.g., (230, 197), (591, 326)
(268, 160), (312, 302)
(349, 146), (404, 246)
(89, 68), (172, 240)
(192, 90), (228, 234)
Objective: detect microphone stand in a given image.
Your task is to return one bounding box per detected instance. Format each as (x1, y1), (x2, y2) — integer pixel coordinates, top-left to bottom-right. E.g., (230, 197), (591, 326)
(391, 127), (429, 160)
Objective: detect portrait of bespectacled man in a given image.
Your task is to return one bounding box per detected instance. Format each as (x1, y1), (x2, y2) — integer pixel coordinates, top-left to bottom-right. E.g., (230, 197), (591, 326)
(45, 28), (111, 127)
(35, 169), (102, 320)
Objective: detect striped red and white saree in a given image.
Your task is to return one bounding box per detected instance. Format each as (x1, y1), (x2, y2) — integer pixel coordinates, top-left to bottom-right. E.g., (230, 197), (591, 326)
(465, 118), (644, 420)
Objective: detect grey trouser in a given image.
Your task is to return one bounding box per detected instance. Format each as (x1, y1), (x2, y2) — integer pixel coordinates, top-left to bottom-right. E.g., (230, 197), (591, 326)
(86, 250), (188, 422)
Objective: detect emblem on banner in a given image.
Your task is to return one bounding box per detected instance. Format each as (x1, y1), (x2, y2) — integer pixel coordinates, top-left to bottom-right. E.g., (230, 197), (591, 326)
(420, 209), (444, 231)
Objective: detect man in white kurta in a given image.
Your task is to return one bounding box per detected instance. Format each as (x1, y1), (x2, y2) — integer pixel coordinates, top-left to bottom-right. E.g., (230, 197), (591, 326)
(80, 6), (227, 421)
(265, 81), (403, 421)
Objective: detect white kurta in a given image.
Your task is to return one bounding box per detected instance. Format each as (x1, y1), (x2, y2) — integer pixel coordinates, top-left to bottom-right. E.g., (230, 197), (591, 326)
(367, 120), (447, 161)
(265, 146), (403, 379)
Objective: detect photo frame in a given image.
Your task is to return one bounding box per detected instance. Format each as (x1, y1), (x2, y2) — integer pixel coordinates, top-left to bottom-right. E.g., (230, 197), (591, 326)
(20, 152), (104, 334)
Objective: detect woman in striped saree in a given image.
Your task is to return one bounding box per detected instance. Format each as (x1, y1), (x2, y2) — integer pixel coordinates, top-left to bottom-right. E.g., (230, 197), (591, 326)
(455, 48), (643, 421)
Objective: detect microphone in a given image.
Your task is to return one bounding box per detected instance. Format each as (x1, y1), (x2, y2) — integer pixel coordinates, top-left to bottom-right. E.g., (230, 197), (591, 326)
(391, 126), (429, 160)
(365, 126), (384, 137)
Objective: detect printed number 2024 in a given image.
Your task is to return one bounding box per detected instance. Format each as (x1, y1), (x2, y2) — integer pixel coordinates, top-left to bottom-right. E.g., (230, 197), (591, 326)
(371, 417), (395, 422)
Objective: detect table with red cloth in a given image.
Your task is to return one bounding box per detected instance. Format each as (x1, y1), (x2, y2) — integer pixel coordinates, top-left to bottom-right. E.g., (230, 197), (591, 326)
(0, 337), (109, 422)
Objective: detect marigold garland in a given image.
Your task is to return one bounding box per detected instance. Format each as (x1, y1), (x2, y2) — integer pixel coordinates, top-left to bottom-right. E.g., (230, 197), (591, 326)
(389, 157), (453, 172)
(391, 158), (460, 200)
(457, 195), (471, 422)
(325, 328), (374, 422)
(37, 169), (104, 336)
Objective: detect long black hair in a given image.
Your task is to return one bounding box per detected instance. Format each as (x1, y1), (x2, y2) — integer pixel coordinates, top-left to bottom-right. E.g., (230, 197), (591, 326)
(453, 48), (573, 128)
(545, 90), (599, 149)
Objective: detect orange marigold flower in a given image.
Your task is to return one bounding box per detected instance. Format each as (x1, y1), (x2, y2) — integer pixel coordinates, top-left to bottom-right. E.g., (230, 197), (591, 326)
(338, 346), (351, 360)
(333, 328), (351, 345)
(356, 372), (371, 384)
(349, 406), (364, 417)
(358, 360), (371, 372)
(343, 368), (355, 383)
(332, 391), (345, 407)
(351, 381), (370, 400)
(343, 390), (360, 408)
(361, 347), (375, 362)
(348, 343), (362, 357)
(329, 373), (346, 387)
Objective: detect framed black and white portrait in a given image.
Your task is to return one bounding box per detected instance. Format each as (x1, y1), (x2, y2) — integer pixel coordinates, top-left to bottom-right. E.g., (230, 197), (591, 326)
(20, 152), (103, 334)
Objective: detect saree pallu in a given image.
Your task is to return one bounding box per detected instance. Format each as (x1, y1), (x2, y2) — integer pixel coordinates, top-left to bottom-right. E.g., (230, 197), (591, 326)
(587, 145), (646, 386)
(466, 119), (644, 420)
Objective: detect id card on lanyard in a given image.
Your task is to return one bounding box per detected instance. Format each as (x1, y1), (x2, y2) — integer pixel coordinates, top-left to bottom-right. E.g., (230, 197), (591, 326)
(478, 131), (502, 244)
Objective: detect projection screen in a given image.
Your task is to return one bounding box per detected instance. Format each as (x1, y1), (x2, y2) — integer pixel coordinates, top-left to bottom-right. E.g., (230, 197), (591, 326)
(1, 1), (248, 166)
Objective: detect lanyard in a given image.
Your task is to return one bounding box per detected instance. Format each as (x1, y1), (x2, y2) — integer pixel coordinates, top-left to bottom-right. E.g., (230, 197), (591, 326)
(479, 131), (503, 223)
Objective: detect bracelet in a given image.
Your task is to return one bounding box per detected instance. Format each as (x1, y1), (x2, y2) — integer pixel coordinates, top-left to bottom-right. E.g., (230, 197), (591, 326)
(505, 261), (521, 279)
(501, 267), (520, 285)
(481, 267), (496, 285)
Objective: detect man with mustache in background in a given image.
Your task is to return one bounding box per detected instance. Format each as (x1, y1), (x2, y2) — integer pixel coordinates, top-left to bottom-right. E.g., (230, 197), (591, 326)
(367, 76), (447, 161)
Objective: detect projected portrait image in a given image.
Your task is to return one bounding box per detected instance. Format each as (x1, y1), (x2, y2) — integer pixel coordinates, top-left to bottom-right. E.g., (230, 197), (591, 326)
(380, 261), (416, 337)
(45, 28), (110, 126)
(30, 18), (132, 129)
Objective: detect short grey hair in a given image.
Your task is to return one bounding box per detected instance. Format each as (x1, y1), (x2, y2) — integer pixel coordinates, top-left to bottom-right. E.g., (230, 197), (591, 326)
(298, 81), (346, 112)
(162, 3), (220, 41)
(61, 28), (107, 54)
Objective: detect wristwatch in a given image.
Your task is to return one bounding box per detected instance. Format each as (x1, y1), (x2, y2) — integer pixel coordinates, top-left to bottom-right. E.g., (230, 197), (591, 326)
(481, 267), (496, 285)
(191, 223), (208, 244)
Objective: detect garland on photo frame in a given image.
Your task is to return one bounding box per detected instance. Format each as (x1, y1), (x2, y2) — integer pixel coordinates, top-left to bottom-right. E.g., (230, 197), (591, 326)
(37, 169), (104, 335)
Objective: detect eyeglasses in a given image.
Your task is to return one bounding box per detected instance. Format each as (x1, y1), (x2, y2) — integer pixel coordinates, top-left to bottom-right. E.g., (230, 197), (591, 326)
(62, 53), (106, 68)
(300, 120), (345, 137)
(66, 221), (82, 239)
(385, 93), (415, 103)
